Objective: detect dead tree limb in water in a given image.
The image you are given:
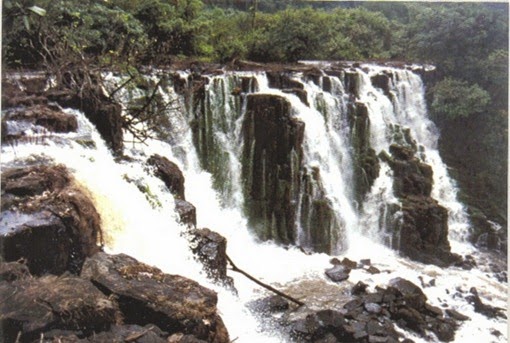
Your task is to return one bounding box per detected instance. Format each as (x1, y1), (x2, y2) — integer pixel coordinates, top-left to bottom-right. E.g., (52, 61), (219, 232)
(226, 254), (304, 307)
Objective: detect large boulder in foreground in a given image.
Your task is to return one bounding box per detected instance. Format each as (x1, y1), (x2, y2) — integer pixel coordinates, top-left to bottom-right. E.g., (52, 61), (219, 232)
(0, 274), (120, 342)
(81, 252), (229, 343)
(1, 164), (101, 275)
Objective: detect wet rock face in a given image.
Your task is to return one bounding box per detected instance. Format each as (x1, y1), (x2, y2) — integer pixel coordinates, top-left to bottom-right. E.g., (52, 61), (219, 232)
(189, 228), (231, 286)
(242, 93), (304, 244)
(147, 154), (186, 200)
(48, 84), (124, 154)
(175, 199), (197, 228)
(349, 102), (380, 202)
(1, 104), (78, 143)
(0, 274), (120, 342)
(380, 144), (459, 267)
(1, 165), (101, 275)
(81, 252), (229, 343)
(299, 167), (341, 253)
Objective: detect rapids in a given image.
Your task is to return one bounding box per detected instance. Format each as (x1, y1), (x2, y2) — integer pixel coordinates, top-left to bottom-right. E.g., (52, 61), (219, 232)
(1, 64), (506, 342)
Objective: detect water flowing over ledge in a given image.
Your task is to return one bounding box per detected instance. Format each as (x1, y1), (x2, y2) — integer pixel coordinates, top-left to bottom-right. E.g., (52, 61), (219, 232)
(1, 62), (506, 342)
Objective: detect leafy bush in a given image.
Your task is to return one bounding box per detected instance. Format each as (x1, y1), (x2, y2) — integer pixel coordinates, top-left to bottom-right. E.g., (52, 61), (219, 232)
(429, 78), (490, 120)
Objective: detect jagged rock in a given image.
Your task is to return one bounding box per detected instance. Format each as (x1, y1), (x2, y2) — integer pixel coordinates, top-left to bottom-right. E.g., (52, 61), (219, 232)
(266, 72), (304, 90)
(147, 154), (185, 200)
(2, 104), (78, 143)
(365, 266), (381, 274)
(352, 281), (369, 295)
(325, 265), (350, 282)
(344, 71), (360, 99)
(189, 228), (233, 287)
(47, 84), (123, 154)
(81, 252), (229, 343)
(242, 94), (304, 245)
(79, 324), (168, 343)
(0, 261), (31, 282)
(445, 309), (470, 321)
(240, 76), (259, 93)
(299, 167), (342, 253)
(340, 258), (358, 269)
(466, 287), (506, 319)
(0, 274), (120, 342)
(380, 144), (460, 267)
(282, 88), (309, 106)
(349, 102), (380, 202)
(388, 278), (427, 310)
(1, 165), (101, 275)
(322, 76), (332, 93)
(399, 195), (460, 266)
(175, 199), (197, 228)
(248, 295), (290, 314)
(370, 73), (392, 98)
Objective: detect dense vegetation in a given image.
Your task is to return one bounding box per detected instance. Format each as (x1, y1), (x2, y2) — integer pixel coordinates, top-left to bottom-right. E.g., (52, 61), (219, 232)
(3, 0), (508, 243)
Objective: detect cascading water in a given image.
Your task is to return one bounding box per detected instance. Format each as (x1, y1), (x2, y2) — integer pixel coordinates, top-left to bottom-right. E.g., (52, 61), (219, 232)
(1, 64), (506, 342)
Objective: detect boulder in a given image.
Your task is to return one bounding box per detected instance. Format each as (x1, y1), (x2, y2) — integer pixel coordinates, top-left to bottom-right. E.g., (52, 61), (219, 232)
(147, 154), (186, 200)
(388, 278), (427, 311)
(81, 252), (229, 343)
(241, 94), (304, 245)
(79, 324), (169, 343)
(248, 295), (290, 314)
(0, 261), (31, 282)
(175, 199), (197, 228)
(325, 265), (350, 282)
(189, 228), (232, 286)
(398, 195), (460, 266)
(1, 165), (101, 275)
(0, 274), (120, 342)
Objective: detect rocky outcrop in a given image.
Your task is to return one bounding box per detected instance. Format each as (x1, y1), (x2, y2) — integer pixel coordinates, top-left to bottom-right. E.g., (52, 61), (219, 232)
(148, 154), (186, 200)
(81, 252), (229, 343)
(189, 228), (233, 287)
(1, 165), (101, 275)
(0, 273), (120, 342)
(241, 94), (304, 244)
(2, 74), (124, 154)
(284, 278), (461, 342)
(175, 199), (197, 228)
(299, 167), (341, 253)
(1, 104), (78, 143)
(380, 145), (460, 266)
(349, 102), (380, 203)
(48, 84), (124, 154)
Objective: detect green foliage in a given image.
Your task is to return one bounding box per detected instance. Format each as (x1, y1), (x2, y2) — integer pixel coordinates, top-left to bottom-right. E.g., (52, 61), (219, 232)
(430, 78), (490, 120)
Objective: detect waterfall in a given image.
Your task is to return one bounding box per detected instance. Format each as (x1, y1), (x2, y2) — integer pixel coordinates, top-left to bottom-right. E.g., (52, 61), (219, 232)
(2, 64), (506, 342)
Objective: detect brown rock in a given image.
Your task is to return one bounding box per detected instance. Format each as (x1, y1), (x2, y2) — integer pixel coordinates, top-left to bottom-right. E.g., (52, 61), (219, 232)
(81, 252), (229, 343)
(0, 274), (120, 342)
(1, 165), (101, 275)
(147, 154), (186, 200)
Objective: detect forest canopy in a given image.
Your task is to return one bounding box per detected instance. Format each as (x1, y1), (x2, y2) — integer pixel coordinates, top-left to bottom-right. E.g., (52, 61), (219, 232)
(2, 0), (508, 120)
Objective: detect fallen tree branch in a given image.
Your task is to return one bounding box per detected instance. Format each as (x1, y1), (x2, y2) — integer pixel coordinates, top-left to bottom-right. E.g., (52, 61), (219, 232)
(226, 254), (304, 307)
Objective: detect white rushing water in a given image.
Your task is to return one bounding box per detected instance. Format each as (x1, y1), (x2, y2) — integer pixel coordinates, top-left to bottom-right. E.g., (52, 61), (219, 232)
(1, 65), (506, 342)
